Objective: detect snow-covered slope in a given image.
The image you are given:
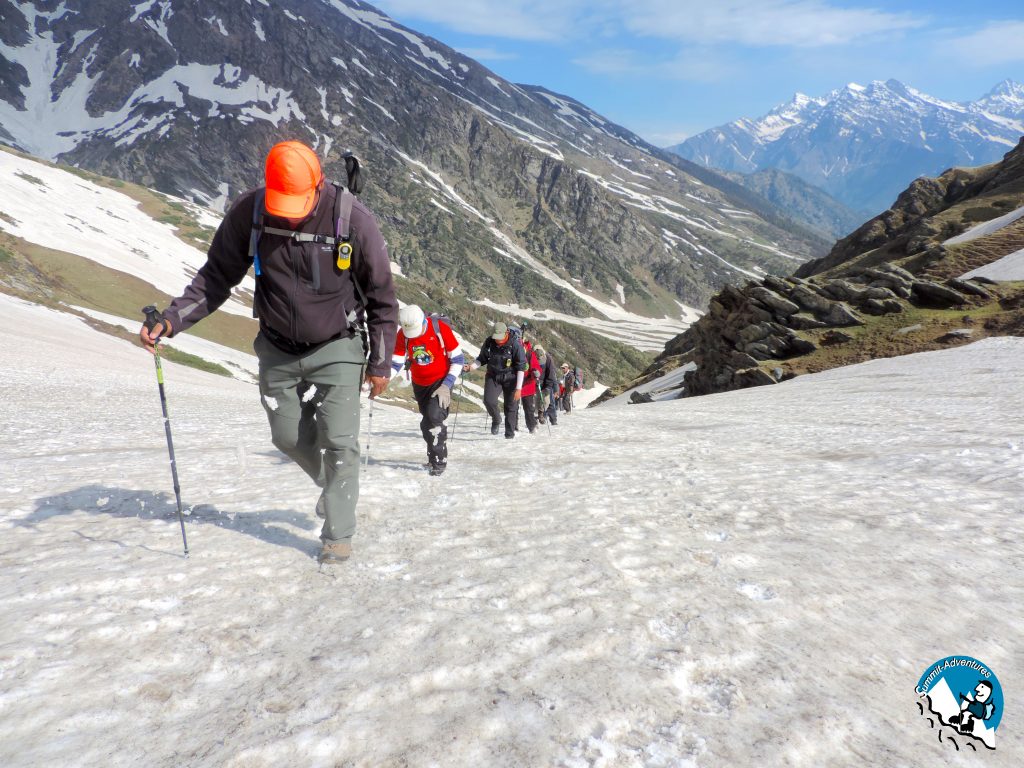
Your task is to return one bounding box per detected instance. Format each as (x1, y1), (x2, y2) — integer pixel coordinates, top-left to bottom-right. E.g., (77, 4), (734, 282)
(672, 79), (1024, 215)
(1, 292), (1021, 767)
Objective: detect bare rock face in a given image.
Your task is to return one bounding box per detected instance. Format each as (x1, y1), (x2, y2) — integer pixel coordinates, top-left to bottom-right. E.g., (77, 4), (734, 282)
(670, 254), (978, 397)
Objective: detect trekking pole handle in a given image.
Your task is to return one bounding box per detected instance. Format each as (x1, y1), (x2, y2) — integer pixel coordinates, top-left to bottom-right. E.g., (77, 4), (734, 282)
(142, 305), (167, 342)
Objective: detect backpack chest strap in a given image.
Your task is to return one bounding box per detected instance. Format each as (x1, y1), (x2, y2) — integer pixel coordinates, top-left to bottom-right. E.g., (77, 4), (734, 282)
(261, 226), (345, 246)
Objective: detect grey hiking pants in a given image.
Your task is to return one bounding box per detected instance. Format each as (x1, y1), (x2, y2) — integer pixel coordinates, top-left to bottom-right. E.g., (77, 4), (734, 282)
(255, 333), (365, 543)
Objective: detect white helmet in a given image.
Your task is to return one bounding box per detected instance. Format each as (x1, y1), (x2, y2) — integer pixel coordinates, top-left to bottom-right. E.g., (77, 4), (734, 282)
(399, 304), (426, 338)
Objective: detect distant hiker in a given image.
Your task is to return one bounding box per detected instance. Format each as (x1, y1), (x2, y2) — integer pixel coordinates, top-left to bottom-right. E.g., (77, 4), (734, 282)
(560, 362), (576, 413)
(139, 141), (398, 565)
(391, 305), (464, 475)
(534, 345), (559, 425)
(464, 321), (528, 439)
(519, 339), (542, 434)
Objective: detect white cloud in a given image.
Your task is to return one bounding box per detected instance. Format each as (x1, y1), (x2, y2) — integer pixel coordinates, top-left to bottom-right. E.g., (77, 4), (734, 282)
(573, 48), (737, 83)
(371, 0), (583, 41)
(949, 21), (1024, 66)
(622, 0), (924, 48)
(372, 0), (925, 48)
(457, 47), (519, 61)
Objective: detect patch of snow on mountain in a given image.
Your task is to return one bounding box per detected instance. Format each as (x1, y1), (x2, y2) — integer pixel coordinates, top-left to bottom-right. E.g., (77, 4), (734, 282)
(472, 299), (691, 352)
(0, 151), (252, 317)
(944, 204), (1024, 245)
(962, 247), (1024, 281)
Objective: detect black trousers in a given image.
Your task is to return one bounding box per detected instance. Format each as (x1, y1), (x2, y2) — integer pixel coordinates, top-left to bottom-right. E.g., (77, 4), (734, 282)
(484, 375), (518, 437)
(521, 392), (538, 432)
(542, 388), (558, 424)
(413, 380), (449, 467)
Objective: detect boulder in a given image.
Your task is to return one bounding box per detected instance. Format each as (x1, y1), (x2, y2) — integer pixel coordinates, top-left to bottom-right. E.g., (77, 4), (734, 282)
(733, 367), (777, 389)
(729, 350), (761, 369)
(821, 330), (854, 346)
(946, 277), (992, 300)
(826, 302), (864, 327)
(790, 284), (833, 314)
(820, 279), (865, 303)
(749, 286), (800, 317)
(896, 323), (923, 335)
(787, 313), (828, 330)
(762, 275), (794, 296)
(911, 281), (967, 308)
(936, 328), (974, 343)
(747, 304), (773, 323)
(861, 298), (904, 315)
(746, 342), (772, 360)
(787, 336), (817, 355)
(863, 286), (899, 301)
(737, 322), (773, 345)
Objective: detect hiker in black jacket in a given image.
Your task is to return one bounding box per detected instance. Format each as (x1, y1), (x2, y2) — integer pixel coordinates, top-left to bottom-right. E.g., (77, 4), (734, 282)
(534, 345), (559, 425)
(140, 141), (398, 566)
(464, 322), (528, 439)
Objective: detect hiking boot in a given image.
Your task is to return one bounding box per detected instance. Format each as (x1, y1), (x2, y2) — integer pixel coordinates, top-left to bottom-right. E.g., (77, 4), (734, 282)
(318, 539), (352, 564)
(490, 420), (501, 435)
(505, 433), (515, 440)
(429, 464), (447, 476)
(315, 493), (326, 519)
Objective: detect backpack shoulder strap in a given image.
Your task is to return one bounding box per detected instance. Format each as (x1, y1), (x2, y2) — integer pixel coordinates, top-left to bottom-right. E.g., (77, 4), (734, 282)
(248, 189), (265, 276)
(429, 315), (449, 356)
(333, 182), (355, 242)
(331, 183), (367, 319)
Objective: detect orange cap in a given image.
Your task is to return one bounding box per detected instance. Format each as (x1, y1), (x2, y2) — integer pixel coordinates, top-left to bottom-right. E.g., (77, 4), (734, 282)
(264, 141), (323, 218)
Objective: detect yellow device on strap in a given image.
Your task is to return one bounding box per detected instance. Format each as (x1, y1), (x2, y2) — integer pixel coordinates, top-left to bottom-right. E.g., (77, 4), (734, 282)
(336, 241), (353, 271)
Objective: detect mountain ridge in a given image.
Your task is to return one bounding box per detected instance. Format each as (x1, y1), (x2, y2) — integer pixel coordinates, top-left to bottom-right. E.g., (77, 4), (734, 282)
(0, 0), (826, 344)
(670, 78), (1024, 215)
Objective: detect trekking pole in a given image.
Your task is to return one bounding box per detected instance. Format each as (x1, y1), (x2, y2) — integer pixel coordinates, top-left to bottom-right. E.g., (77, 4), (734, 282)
(364, 396), (374, 469)
(142, 306), (189, 557)
(449, 374), (465, 442)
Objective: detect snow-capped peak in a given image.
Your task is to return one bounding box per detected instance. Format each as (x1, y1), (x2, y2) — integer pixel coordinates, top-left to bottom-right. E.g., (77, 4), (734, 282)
(672, 77), (1024, 214)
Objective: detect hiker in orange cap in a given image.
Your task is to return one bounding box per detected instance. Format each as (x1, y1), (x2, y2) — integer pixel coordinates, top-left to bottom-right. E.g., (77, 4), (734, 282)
(140, 141), (398, 566)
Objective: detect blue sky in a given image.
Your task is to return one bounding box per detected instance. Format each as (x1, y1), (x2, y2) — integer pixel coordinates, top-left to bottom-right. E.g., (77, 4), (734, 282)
(372, 0), (1024, 147)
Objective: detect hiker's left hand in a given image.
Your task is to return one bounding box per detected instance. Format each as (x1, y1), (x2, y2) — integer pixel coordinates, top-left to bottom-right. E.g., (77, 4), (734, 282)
(512, 388), (522, 402)
(366, 374), (389, 399)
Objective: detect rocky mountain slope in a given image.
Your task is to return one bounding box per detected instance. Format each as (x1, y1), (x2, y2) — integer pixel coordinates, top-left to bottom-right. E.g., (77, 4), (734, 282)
(0, 0), (827, 364)
(599, 139), (1024, 404)
(670, 79), (1024, 216)
(722, 167), (864, 241)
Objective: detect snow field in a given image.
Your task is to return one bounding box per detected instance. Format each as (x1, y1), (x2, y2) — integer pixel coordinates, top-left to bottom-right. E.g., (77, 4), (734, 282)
(1, 294), (1022, 767)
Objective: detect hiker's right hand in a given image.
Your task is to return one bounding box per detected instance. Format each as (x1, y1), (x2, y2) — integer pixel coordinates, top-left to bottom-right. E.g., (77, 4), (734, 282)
(462, 363), (472, 372)
(140, 317), (172, 353)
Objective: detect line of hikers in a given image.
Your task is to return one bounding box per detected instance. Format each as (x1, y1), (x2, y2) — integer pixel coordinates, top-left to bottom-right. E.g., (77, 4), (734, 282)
(391, 306), (585, 476)
(139, 140), (584, 565)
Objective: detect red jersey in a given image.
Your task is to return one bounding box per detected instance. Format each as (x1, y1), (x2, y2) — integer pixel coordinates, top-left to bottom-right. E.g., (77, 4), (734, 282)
(393, 319), (460, 386)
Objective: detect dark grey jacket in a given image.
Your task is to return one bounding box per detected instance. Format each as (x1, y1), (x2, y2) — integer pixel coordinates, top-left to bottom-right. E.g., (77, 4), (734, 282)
(476, 336), (528, 382)
(538, 354), (559, 392)
(166, 184), (398, 376)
